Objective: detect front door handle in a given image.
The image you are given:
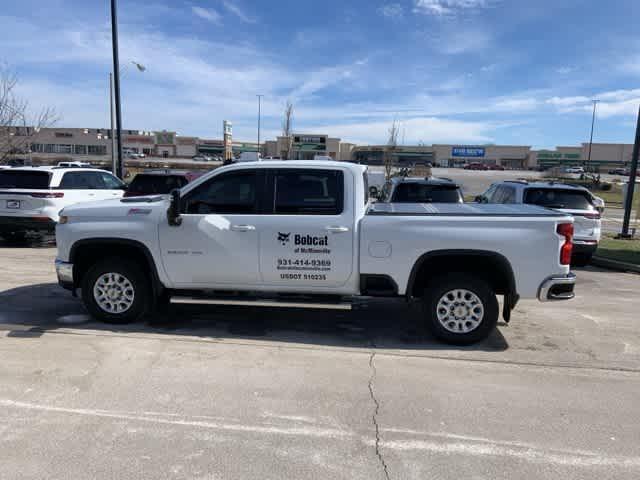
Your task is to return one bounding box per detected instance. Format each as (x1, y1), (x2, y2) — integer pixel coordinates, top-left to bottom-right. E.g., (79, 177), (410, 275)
(231, 224), (256, 232)
(326, 226), (349, 233)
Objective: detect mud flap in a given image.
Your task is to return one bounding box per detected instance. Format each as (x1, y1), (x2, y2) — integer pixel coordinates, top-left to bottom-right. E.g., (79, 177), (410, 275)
(502, 293), (519, 324)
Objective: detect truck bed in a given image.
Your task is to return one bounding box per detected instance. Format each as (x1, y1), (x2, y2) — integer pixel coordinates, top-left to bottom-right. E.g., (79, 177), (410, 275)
(367, 202), (569, 217)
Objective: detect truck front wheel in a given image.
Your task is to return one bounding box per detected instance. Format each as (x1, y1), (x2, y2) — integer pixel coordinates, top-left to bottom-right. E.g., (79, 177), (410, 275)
(81, 258), (151, 324)
(422, 273), (498, 345)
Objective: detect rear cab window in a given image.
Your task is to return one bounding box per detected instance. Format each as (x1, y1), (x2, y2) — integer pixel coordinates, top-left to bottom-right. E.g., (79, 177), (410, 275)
(0, 171), (52, 189)
(524, 188), (595, 211)
(390, 183), (463, 203)
(273, 169), (343, 215)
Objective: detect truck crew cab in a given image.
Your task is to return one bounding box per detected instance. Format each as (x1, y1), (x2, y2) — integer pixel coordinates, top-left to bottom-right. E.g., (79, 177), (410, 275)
(55, 161), (576, 345)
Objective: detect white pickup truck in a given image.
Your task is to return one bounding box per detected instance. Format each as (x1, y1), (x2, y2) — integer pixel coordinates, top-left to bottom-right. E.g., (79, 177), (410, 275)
(55, 161), (576, 344)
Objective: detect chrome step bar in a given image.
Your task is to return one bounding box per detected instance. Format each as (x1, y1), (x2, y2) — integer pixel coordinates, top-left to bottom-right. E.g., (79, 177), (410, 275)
(170, 296), (353, 310)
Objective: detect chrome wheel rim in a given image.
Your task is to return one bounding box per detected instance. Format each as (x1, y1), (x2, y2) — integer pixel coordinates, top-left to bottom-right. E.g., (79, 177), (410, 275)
(436, 289), (484, 334)
(93, 272), (135, 314)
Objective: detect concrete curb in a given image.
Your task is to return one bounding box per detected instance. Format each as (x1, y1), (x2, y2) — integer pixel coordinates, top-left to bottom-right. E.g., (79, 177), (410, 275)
(591, 255), (640, 274)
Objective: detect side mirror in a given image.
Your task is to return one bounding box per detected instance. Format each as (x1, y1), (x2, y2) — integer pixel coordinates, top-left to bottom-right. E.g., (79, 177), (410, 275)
(167, 189), (183, 226)
(369, 185), (379, 199)
(474, 195), (484, 203)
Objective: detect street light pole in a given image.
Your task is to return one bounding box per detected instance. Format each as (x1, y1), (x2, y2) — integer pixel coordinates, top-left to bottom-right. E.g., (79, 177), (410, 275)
(109, 73), (116, 175)
(257, 94), (263, 158)
(586, 99), (599, 168)
(110, 0), (124, 179)
(620, 105), (640, 238)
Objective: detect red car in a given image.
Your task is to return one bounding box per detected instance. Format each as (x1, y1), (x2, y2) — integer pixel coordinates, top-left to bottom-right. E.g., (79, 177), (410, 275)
(464, 162), (489, 171)
(488, 164), (505, 171)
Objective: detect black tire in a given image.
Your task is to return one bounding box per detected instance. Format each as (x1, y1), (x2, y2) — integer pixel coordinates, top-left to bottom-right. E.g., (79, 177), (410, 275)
(81, 258), (151, 324)
(422, 273), (499, 345)
(571, 253), (592, 267)
(0, 231), (27, 243)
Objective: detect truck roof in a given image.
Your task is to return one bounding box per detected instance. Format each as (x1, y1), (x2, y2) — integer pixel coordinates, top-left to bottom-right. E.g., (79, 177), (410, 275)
(503, 180), (589, 192)
(222, 160), (368, 174)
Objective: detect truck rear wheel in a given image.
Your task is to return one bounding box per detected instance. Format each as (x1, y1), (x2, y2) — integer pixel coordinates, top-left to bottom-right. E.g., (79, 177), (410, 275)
(422, 273), (498, 345)
(81, 258), (151, 324)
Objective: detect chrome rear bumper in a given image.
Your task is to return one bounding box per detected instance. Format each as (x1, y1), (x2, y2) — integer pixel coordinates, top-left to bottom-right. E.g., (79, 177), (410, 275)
(538, 273), (576, 302)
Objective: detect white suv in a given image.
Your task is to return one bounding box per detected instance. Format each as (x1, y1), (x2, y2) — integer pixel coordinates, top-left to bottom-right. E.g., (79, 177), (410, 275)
(477, 180), (602, 266)
(0, 166), (126, 240)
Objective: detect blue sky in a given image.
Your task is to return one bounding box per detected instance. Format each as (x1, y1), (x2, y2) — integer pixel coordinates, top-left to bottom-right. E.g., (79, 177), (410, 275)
(1, 0), (639, 147)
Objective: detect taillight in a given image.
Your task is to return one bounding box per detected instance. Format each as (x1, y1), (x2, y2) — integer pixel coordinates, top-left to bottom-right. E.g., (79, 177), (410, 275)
(583, 212), (600, 220)
(557, 223), (574, 265)
(29, 192), (64, 198)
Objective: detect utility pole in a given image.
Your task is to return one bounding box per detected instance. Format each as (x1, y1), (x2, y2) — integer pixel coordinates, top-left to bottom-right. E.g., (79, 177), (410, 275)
(257, 94), (263, 158)
(110, 0), (124, 178)
(109, 73), (116, 175)
(620, 105), (640, 238)
(586, 99), (599, 169)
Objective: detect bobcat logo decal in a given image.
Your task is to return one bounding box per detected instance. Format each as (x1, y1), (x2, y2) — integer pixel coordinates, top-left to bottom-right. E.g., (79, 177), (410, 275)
(277, 232), (291, 245)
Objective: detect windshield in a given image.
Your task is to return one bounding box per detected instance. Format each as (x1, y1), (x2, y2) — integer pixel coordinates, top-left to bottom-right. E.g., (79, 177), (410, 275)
(128, 174), (188, 194)
(390, 183), (463, 203)
(524, 188), (595, 210)
(0, 171), (51, 189)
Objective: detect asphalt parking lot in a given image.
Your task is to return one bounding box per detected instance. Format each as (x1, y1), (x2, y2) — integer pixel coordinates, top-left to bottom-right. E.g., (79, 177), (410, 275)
(1, 242), (639, 479)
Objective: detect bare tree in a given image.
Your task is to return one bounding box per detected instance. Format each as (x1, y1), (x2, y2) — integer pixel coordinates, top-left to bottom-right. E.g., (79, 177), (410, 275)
(0, 65), (57, 164)
(384, 119), (399, 181)
(281, 100), (294, 160)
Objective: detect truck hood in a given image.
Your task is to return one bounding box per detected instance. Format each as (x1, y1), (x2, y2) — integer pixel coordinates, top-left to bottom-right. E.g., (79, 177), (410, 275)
(61, 196), (169, 218)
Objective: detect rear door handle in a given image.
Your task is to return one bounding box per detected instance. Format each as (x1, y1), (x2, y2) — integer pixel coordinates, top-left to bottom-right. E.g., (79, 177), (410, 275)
(231, 224), (256, 232)
(326, 226), (349, 233)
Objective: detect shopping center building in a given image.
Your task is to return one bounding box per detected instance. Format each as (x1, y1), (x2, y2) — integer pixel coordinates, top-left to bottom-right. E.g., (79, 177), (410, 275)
(1, 126), (635, 170)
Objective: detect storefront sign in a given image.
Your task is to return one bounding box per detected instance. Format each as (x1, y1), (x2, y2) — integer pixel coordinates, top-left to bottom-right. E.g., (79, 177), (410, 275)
(537, 152), (581, 159)
(452, 147), (485, 157)
(125, 135), (153, 144)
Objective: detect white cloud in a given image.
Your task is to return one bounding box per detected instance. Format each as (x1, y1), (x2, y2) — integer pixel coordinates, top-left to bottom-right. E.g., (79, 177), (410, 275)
(428, 28), (491, 54)
(308, 117), (494, 145)
(493, 97), (539, 111)
(545, 96), (590, 108)
(414, 0), (489, 16)
(555, 66), (574, 75)
(191, 6), (221, 24)
(221, 0), (256, 24)
(378, 3), (404, 19)
(545, 89), (640, 118)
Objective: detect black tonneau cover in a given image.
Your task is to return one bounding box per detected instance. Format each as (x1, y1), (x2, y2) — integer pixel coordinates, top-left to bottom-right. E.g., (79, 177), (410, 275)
(367, 202), (570, 217)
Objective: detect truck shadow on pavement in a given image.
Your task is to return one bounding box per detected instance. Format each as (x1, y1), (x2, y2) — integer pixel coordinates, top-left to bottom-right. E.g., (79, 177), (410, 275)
(0, 283), (509, 352)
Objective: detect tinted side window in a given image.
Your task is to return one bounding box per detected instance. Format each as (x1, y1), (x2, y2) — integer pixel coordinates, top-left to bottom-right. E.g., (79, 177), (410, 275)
(363, 171), (369, 205)
(500, 186), (516, 204)
(183, 171), (256, 214)
(482, 184), (498, 202)
(391, 184), (462, 203)
(524, 188), (594, 210)
(100, 172), (125, 189)
(0, 171), (51, 189)
(59, 171), (106, 189)
(273, 169), (343, 215)
(489, 186), (505, 203)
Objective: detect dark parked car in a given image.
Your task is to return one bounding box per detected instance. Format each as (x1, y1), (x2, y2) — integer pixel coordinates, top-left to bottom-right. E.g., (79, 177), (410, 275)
(124, 171), (202, 197)
(382, 176), (464, 203)
(488, 164), (505, 171)
(464, 162), (489, 171)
